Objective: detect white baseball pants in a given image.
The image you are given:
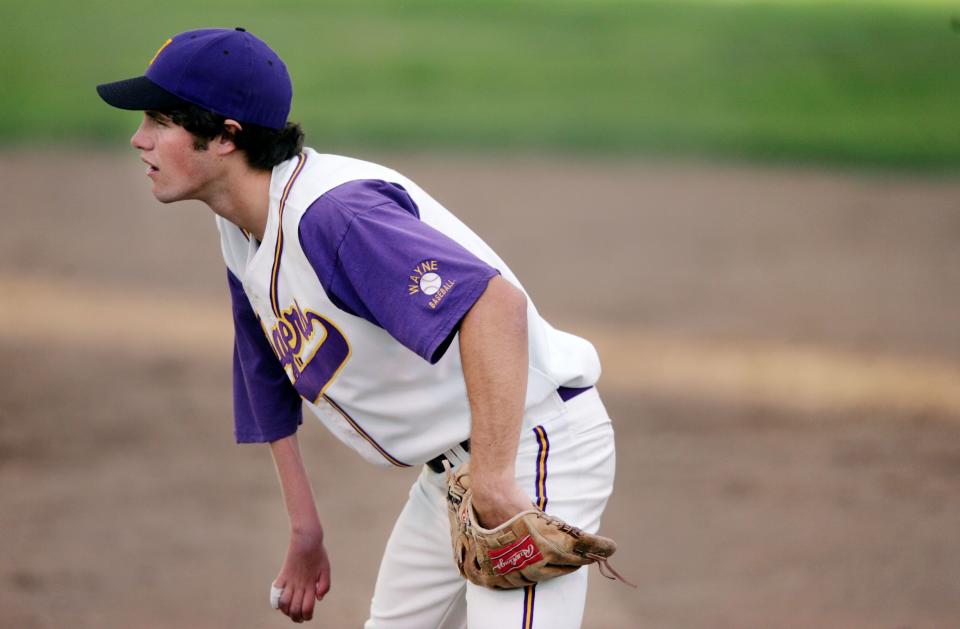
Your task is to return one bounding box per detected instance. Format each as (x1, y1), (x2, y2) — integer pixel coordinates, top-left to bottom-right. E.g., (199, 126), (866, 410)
(364, 388), (616, 629)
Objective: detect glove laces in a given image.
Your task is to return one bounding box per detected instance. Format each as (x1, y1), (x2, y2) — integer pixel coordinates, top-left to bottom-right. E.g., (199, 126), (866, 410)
(584, 553), (637, 588)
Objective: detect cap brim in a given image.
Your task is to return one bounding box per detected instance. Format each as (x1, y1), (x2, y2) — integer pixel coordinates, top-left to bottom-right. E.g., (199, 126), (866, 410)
(96, 76), (188, 111)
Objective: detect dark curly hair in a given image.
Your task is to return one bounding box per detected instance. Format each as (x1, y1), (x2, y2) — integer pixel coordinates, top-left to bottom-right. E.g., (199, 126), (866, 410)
(146, 103), (304, 170)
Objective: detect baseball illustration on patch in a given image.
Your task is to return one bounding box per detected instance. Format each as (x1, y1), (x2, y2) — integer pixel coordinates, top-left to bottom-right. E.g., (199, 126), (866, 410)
(419, 272), (442, 295)
(408, 259), (457, 309)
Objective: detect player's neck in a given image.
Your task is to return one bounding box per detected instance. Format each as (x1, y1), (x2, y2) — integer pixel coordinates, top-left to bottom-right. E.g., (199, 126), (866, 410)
(203, 162), (272, 241)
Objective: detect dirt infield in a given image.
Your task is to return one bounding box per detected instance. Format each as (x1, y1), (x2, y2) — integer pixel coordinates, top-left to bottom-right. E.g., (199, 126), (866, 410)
(1, 149), (959, 628)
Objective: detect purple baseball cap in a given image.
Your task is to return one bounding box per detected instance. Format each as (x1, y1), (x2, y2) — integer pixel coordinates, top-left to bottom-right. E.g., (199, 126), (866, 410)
(96, 27), (292, 130)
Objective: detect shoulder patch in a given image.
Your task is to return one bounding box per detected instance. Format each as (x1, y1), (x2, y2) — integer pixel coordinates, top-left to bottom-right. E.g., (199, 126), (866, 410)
(408, 259), (456, 309)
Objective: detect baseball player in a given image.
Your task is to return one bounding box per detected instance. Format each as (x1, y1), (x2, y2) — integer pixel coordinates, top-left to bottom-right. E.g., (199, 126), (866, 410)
(97, 28), (618, 628)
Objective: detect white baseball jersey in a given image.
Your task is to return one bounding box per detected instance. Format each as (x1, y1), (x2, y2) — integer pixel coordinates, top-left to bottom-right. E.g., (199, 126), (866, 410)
(218, 148), (600, 466)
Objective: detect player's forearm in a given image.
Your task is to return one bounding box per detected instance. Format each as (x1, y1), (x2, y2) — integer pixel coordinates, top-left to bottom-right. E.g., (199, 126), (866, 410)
(269, 433), (323, 537)
(459, 276), (529, 493)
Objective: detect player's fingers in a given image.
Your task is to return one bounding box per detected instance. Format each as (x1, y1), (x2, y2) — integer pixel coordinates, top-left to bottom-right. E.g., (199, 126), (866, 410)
(278, 586), (293, 616)
(302, 587), (316, 621)
(316, 569), (331, 600)
(289, 587), (305, 623)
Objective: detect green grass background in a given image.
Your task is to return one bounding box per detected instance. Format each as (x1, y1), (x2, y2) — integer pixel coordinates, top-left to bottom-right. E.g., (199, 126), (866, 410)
(2, 0), (958, 168)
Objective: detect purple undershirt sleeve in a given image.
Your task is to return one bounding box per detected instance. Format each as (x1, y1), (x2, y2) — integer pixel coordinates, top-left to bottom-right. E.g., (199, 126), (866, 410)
(228, 269), (303, 443)
(298, 179), (499, 364)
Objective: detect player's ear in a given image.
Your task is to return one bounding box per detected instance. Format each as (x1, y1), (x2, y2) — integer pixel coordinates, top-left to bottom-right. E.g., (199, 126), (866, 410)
(215, 119), (243, 155)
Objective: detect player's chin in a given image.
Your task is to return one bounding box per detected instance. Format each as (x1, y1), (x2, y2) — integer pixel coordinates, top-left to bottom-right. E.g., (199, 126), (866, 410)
(150, 186), (186, 204)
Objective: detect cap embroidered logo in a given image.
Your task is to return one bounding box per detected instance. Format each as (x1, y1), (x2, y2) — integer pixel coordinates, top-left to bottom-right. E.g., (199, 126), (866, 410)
(148, 38), (173, 67)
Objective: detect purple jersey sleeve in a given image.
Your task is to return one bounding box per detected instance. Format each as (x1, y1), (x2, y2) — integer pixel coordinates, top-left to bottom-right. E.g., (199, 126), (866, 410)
(228, 269), (303, 443)
(297, 179), (499, 364)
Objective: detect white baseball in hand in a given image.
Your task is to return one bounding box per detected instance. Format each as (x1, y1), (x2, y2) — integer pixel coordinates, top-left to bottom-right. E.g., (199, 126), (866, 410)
(270, 584), (284, 610)
(419, 272), (442, 295)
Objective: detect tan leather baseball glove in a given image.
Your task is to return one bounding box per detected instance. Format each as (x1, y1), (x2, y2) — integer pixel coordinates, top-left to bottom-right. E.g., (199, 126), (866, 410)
(444, 461), (634, 590)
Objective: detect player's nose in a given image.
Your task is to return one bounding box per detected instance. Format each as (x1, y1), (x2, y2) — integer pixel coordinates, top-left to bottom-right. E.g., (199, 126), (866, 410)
(130, 118), (152, 151)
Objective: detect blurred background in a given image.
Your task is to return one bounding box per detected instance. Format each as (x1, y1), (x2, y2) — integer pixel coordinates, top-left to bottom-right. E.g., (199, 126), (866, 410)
(2, 1), (959, 627)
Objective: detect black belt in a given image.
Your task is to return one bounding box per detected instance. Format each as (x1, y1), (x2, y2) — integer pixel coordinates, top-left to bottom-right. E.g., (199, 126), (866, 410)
(425, 386), (591, 473)
(426, 439), (470, 474)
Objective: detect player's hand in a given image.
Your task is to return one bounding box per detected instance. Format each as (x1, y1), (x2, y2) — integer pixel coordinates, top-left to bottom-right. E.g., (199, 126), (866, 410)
(469, 478), (534, 530)
(273, 526), (331, 623)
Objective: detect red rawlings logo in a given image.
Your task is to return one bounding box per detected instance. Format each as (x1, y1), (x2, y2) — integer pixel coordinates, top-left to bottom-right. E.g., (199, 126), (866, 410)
(488, 535), (543, 576)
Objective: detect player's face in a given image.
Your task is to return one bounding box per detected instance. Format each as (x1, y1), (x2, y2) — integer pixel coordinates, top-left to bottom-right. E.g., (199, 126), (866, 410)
(130, 113), (219, 203)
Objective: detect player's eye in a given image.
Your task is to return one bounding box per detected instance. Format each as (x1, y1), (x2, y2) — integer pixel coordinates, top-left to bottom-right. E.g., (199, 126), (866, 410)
(145, 111), (170, 127)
